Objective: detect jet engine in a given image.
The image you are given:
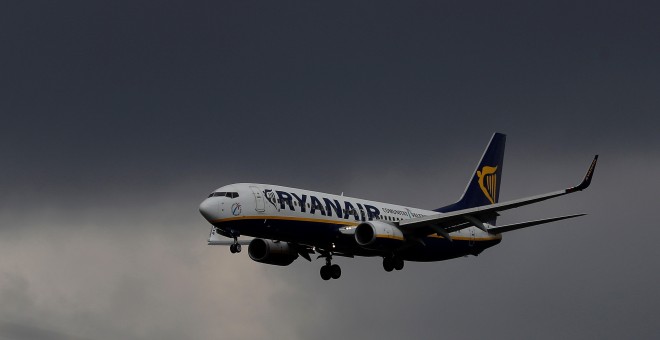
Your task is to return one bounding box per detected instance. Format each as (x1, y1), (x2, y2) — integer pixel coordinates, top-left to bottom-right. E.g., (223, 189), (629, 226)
(248, 238), (299, 266)
(354, 221), (405, 250)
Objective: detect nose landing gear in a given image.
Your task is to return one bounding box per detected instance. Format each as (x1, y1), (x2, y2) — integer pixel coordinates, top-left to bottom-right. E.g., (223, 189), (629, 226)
(229, 242), (242, 254)
(217, 228), (242, 254)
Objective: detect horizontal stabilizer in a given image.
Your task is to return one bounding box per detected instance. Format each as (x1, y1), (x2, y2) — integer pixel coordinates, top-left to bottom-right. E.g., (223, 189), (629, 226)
(398, 156), (597, 238)
(487, 213), (586, 234)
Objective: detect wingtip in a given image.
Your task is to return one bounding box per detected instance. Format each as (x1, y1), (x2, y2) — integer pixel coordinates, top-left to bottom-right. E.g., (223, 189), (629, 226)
(567, 156), (598, 192)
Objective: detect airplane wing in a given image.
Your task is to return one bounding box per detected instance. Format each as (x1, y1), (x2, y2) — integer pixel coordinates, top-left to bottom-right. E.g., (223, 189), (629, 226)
(486, 213), (586, 234)
(207, 227), (253, 245)
(208, 239), (253, 246)
(398, 155), (598, 237)
(207, 227), (319, 261)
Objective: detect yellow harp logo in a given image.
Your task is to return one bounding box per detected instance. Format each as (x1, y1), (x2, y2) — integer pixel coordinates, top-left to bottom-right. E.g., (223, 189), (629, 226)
(477, 166), (498, 204)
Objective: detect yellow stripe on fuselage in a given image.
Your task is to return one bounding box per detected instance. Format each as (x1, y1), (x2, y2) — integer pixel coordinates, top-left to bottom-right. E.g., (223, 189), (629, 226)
(375, 234), (405, 241)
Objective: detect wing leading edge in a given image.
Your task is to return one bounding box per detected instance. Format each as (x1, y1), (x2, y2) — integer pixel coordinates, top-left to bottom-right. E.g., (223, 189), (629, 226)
(398, 155), (598, 237)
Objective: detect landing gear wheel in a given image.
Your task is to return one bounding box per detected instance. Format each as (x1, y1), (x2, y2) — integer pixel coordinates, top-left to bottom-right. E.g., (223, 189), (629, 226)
(229, 244), (237, 253)
(394, 258), (404, 271)
(383, 257), (394, 272)
(330, 264), (341, 279)
(234, 243), (242, 253)
(320, 266), (331, 280)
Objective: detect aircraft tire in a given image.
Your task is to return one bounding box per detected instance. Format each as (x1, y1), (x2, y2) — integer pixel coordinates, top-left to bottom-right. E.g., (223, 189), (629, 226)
(235, 243), (242, 253)
(330, 264), (341, 279)
(320, 266), (331, 280)
(383, 257), (394, 272)
(394, 258), (404, 271)
(230, 244), (237, 253)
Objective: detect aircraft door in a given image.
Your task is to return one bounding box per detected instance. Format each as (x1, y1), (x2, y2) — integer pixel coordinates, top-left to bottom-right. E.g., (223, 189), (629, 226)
(469, 228), (475, 247)
(250, 186), (266, 213)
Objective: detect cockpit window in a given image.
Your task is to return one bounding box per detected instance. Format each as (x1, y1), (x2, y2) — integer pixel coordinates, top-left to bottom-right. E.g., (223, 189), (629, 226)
(210, 191), (239, 198)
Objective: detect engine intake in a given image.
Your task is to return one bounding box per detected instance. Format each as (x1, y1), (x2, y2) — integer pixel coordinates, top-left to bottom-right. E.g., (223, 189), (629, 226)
(248, 239), (299, 266)
(355, 221), (405, 250)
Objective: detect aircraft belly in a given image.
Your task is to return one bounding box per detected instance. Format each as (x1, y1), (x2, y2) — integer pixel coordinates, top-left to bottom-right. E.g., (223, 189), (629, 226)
(213, 217), (502, 261)
(213, 217), (340, 245)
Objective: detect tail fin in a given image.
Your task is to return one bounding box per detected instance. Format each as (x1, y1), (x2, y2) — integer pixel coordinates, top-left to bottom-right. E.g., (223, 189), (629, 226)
(435, 133), (506, 223)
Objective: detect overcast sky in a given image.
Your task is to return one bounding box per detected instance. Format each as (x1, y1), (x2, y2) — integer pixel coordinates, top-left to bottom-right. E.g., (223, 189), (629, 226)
(1, 1), (659, 339)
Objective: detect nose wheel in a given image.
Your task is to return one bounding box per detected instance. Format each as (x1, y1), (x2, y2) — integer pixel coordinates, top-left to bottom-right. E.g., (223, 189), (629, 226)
(220, 229), (242, 254)
(229, 243), (242, 253)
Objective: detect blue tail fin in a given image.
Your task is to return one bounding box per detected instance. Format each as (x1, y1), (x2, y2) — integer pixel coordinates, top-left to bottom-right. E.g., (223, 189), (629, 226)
(435, 133), (506, 222)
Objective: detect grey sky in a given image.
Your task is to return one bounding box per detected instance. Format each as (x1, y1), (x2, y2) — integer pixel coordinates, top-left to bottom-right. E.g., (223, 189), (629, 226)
(1, 1), (659, 339)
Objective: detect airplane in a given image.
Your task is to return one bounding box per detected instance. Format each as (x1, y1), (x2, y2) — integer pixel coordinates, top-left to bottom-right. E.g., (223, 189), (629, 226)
(199, 133), (598, 280)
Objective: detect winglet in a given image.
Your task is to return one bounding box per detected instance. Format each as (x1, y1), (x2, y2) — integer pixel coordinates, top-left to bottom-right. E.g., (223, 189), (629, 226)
(567, 155), (598, 193)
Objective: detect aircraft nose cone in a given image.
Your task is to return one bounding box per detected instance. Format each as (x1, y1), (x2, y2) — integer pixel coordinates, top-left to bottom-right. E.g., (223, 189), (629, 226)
(199, 198), (216, 221)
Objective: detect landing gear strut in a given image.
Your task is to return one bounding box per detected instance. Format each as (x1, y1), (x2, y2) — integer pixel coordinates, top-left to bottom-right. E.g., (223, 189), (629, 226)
(383, 256), (404, 272)
(319, 254), (341, 280)
(220, 228), (242, 254)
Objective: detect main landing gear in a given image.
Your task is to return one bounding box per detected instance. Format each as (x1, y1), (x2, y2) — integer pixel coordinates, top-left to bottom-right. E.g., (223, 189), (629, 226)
(319, 254), (341, 280)
(382, 256), (404, 272)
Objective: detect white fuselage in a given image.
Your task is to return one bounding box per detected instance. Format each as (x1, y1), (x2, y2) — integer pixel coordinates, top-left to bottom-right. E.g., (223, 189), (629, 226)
(199, 183), (501, 261)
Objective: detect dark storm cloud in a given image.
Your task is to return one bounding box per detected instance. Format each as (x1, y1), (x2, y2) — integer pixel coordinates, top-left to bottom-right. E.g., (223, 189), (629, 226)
(2, 1), (658, 183)
(1, 1), (659, 339)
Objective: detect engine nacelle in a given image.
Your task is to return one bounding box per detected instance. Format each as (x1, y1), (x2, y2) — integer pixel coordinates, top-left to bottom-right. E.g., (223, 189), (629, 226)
(355, 221), (405, 250)
(248, 238), (299, 266)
